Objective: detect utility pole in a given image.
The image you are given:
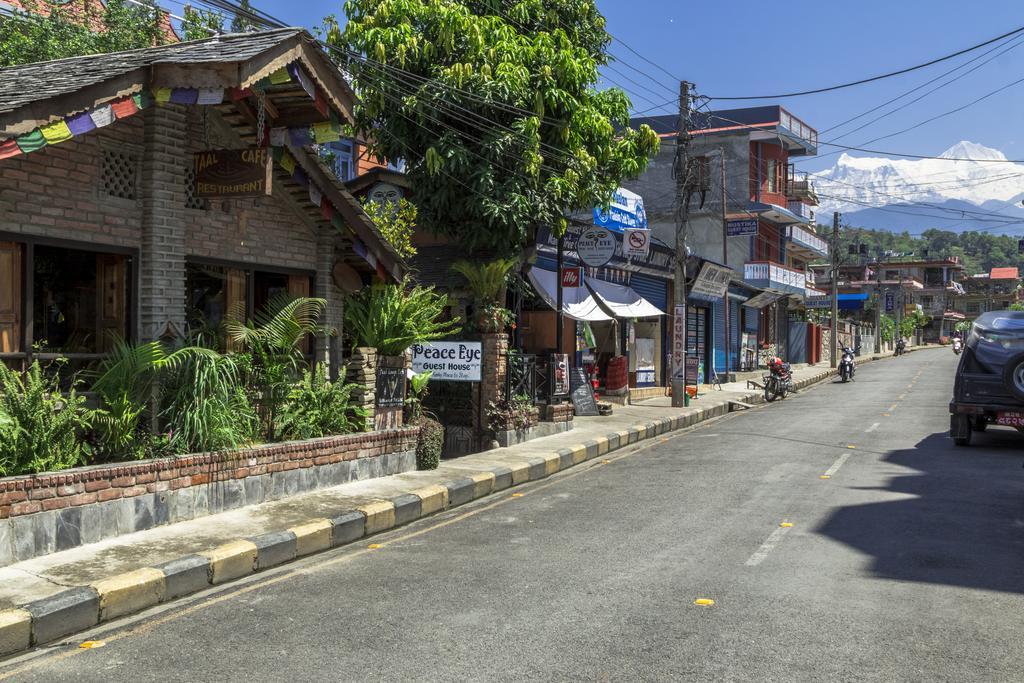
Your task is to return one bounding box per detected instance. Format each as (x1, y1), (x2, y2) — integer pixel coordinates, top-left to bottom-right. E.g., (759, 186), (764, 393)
(830, 211), (840, 368)
(720, 150), (730, 381)
(671, 80), (693, 407)
(556, 235), (564, 356)
(874, 254), (882, 354)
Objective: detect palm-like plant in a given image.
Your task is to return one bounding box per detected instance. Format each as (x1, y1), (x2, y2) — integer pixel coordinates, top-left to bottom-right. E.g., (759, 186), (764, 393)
(450, 258), (518, 303)
(451, 258), (518, 333)
(90, 339), (253, 456)
(225, 294), (329, 440)
(344, 281), (460, 356)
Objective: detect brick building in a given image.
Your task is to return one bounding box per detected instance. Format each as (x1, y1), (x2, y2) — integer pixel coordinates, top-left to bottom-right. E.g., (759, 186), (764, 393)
(0, 28), (404, 376)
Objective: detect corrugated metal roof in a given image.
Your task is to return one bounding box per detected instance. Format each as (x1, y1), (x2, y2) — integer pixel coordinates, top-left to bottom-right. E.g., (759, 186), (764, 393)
(0, 28), (303, 115)
(990, 267), (1019, 280)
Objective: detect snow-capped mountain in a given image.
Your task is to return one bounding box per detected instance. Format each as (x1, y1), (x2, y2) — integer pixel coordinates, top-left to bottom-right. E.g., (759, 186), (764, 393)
(810, 141), (1024, 233)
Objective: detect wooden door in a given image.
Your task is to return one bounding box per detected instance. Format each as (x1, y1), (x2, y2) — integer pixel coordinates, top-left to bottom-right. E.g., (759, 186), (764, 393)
(225, 268), (246, 351)
(96, 254), (127, 352)
(0, 242), (22, 353)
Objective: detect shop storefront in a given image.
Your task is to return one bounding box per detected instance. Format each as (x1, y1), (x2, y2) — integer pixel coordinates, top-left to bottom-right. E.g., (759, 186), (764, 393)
(522, 210), (673, 397)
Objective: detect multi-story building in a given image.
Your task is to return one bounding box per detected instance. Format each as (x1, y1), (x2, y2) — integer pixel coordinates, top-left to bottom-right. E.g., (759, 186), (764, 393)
(812, 257), (966, 343)
(955, 267), (1022, 318)
(627, 105), (826, 377)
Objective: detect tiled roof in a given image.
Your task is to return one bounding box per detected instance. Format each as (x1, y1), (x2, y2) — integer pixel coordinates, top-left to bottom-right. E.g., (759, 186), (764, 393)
(990, 267), (1019, 280)
(0, 28), (303, 116)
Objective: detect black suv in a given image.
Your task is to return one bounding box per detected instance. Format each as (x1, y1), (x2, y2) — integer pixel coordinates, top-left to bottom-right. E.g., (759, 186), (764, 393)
(949, 310), (1024, 446)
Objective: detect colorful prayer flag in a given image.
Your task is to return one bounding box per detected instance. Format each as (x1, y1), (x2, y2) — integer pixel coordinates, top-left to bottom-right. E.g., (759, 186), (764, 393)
(313, 88), (329, 117)
(311, 121), (340, 144)
(90, 105), (114, 128)
(269, 67), (291, 85)
(169, 88), (198, 105)
(321, 200), (334, 221)
(229, 87), (253, 101)
(352, 239), (367, 259)
(293, 167), (308, 187)
(197, 88), (224, 105)
(133, 89), (155, 110)
(269, 127), (288, 147)
(294, 66), (315, 99)
(289, 127), (312, 147)
(309, 184), (323, 208)
(154, 88), (172, 105)
(331, 214), (345, 231)
(40, 119), (73, 144)
(15, 129), (47, 153)
(111, 96), (139, 119)
(376, 261), (388, 281)
(0, 138), (22, 160)
(279, 152), (296, 174)
(66, 111), (97, 136)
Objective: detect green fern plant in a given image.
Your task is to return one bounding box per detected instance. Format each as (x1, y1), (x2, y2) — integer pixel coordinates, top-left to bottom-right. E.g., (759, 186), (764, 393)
(225, 295), (330, 441)
(344, 281), (461, 356)
(0, 360), (92, 476)
(277, 366), (367, 440)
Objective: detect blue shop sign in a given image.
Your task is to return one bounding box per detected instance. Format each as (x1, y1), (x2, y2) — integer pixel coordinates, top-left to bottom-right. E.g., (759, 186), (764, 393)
(727, 218), (758, 236)
(593, 187), (647, 234)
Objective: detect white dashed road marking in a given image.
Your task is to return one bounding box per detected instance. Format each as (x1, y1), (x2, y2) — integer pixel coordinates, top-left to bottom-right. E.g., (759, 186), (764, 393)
(865, 422), (880, 433)
(745, 523), (794, 566)
(823, 452), (852, 478)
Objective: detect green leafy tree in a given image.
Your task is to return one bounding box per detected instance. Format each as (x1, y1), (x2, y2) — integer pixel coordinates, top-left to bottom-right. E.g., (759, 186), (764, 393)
(230, 0), (257, 33)
(181, 4), (223, 41)
(344, 281), (461, 355)
(0, 0), (170, 67)
(330, 0), (660, 255)
(362, 197), (418, 259)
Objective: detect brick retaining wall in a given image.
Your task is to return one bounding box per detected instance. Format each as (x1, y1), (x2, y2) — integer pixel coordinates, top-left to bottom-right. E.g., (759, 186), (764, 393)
(0, 428), (418, 567)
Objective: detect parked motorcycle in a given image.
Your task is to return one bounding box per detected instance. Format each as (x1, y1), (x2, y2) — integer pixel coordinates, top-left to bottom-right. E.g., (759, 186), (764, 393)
(895, 339), (907, 356)
(763, 357), (794, 402)
(839, 347), (856, 383)
(952, 337), (963, 355)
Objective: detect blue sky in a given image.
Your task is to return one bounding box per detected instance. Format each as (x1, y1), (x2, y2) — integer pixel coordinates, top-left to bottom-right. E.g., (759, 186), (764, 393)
(252, 0), (1024, 173)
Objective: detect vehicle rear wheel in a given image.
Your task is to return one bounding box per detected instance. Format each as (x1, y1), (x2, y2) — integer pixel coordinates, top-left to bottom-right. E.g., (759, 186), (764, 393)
(952, 414), (972, 447)
(1002, 353), (1024, 402)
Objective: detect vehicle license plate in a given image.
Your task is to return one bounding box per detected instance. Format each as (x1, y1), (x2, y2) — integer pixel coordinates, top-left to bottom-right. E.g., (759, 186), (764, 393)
(996, 411), (1024, 427)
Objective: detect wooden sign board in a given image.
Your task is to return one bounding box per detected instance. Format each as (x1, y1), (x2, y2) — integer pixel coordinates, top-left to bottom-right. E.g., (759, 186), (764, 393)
(569, 367), (599, 417)
(194, 148), (272, 198)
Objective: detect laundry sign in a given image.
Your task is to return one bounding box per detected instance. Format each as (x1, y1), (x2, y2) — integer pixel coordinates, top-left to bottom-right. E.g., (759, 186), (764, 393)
(411, 341), (482, 381)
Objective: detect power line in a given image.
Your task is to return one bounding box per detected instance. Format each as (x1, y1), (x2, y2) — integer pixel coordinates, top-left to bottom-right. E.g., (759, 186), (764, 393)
(706, 23), (1024, 100)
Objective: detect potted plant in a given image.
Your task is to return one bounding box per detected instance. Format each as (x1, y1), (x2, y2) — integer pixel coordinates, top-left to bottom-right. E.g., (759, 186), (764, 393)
(451, 258), (518, 333)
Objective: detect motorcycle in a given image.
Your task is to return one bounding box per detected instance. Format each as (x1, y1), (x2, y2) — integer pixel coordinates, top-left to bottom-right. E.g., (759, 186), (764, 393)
(763, 357), (794, 402)
(952, 337), (963, 355)
(894, 339), (907, 356)
(839, 347), (856, 383)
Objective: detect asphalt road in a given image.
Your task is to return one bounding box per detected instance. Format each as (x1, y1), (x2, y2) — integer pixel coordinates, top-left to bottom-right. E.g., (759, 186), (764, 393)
(4, 348), (1024, 682)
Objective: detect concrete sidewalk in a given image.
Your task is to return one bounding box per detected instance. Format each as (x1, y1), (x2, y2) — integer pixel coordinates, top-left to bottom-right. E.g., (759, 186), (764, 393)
(0, 346), (934, 656)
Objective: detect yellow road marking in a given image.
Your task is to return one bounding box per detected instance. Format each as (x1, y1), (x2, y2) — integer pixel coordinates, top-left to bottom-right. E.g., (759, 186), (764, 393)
(780, 522), (794, 528)
(78, 641), (105, 649)
(819, 475), (831, 479)
(367, 544), (382, 550)
(694, 599), (715, 607)
(510, 493), (524, 498)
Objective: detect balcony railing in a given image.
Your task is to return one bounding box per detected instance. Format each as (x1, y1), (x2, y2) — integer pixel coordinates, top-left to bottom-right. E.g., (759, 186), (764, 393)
(779, 110), (819, 149)
(786, 224), (828, 257)
(744, 261), (808, 296)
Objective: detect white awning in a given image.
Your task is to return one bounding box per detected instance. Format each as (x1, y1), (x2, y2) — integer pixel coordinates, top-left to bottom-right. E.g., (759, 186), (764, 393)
(586, 277), (665, 318)
(527, 268), (612, 321)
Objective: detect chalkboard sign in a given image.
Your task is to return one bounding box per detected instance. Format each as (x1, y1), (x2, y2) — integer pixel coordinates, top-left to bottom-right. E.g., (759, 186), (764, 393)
(376, 365), (406, 408)
(569, 367), (600, 417)
(685, 356), (700, 383)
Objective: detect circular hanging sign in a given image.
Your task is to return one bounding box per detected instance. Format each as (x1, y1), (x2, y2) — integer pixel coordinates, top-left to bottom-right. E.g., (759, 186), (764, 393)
(576, 227), (616, 267)
(332, 260), (364, 293)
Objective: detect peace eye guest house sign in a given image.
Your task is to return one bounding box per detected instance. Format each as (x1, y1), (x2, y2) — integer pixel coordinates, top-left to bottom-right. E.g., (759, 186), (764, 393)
(194, 148), (273, 198)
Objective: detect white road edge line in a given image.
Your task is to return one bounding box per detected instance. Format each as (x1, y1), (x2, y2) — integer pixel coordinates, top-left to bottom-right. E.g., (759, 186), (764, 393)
(865, 422), (880, 433)
(824, 452), (852, 477)
(745, 524), (793, 566)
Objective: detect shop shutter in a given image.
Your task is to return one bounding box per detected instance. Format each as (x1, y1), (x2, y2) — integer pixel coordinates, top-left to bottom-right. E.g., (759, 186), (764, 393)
(0, 242), (21, 353)
(729, 301), (741, 371)
(629, 274), (668, 312)
(712, 298), (725, 374)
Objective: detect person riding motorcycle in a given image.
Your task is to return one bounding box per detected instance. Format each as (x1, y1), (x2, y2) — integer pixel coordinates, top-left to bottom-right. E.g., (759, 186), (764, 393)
(895, 338), (907, 356)
(952, 336), (963, 355)
(839, 346), (856, 382)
